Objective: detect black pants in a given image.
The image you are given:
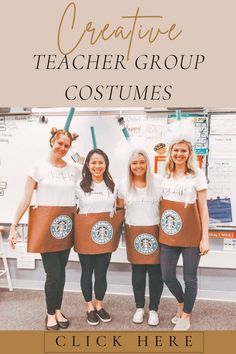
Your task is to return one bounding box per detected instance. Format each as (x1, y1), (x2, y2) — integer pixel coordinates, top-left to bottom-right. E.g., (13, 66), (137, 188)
(160, 244), (200, 314)
(41, 249), (70, 315)
(78, 253), (111, 302)
(132, 264), (163, 311)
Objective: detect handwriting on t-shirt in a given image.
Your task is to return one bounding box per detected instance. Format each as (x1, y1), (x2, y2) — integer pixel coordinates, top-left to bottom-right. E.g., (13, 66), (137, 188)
(88, 191), (103, 196)
(164, 184), (186, 197)
(86, 189), (113, 197)
(48, 170), (74, 181)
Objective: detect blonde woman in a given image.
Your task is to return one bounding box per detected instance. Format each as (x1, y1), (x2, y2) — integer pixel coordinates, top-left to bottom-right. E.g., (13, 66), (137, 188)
(117, 150), (163, 326)
(159, 121), (209, 330)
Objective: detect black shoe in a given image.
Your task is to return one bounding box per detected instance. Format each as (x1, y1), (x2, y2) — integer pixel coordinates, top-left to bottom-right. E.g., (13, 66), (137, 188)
(56, 313), (70, 329)
(96, 308), (111, 322)
(45, 315), (59, 331)
(87, 310), (99, 326)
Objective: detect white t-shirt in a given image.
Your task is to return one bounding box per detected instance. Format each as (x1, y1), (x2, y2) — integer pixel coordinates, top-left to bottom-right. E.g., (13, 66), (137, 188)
(118, 175), (163, 226)
(76, 180), (116, 214)
(162, 168), (207, 204)
(29, 160), (81, 206)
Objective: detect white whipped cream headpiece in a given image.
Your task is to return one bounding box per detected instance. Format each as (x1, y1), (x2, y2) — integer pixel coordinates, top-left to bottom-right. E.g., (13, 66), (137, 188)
(166, 119), (195, 146)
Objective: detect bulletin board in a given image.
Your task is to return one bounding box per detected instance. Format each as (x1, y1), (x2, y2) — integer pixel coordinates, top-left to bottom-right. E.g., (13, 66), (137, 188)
(207, 112), (236, 233)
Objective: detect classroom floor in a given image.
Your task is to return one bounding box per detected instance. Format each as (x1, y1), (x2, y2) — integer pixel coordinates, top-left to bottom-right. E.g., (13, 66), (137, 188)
(0, 288), (235, 330)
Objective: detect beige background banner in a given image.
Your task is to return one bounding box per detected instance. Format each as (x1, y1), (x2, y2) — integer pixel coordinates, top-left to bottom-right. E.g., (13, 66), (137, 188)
(0, 2), (235, 353)
(0, 0), (236, 107)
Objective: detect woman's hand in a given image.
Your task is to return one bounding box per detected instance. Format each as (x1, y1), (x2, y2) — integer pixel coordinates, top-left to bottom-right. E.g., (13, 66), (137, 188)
(8, 176), (36, 250)
(199, 238), (209, 256)
(8, 225), (18, 249)
(116, 197), (124, 209)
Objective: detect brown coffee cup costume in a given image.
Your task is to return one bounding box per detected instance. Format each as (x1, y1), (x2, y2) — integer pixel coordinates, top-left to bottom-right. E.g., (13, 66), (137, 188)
(27, 206), (75, 253)
(159, 199), (202, 247)
(74, 209), (124, 254)
(125, 224), (160, 264)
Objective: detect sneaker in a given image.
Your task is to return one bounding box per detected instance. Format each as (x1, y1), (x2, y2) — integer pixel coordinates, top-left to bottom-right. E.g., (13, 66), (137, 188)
(173, 318), (190, 331)
(133, 308), (144, 324)
(96, 308), (111, 322)
(87, 310), (99, 326)
(171, 315), (181, 324)
(148, 310), (159, 326)
(172, 306), (183, 324)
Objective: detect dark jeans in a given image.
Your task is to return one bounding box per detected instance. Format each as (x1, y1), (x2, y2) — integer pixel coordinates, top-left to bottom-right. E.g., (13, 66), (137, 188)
(78, 253), (111, 302)
(160, 244), (200, 314)
(132, 264), (163, 311)
(41, 249), (70, 315)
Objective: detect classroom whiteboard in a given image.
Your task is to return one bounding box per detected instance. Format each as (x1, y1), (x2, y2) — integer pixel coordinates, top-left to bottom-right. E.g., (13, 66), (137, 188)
(0, 113), (150, 223)
(0, 115), (62, 223)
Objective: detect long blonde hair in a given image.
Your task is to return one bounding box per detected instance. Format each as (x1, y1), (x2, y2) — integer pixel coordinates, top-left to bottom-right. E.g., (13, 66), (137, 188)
(165, 140), (197, 178)
(126, 149), (155, 200)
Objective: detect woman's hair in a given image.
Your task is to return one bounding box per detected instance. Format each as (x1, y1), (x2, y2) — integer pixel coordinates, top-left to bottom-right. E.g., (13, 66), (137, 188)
(49, 127), (78, 147)
(164, 139), (197, 178)
(80, 149), (115, 193)
(126, 149), (155, 199)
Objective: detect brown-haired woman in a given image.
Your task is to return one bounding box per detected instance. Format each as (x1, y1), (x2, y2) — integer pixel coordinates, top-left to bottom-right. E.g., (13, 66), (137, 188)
(8, 128), (80, 330)
(75, 149), (121, 326)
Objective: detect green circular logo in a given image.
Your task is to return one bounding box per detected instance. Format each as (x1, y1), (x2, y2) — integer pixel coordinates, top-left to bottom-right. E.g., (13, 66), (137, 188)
(50, 215), (72, 239)
(91, 221), (113, 244)
(134, 233), (158, 255)
(161, 209), (182, 235)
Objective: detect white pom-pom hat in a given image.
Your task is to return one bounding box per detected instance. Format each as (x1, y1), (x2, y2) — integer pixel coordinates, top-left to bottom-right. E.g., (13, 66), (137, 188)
(166, 119), (195, 146)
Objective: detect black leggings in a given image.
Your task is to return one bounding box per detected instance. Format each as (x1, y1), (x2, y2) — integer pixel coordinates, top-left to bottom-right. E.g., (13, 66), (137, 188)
(160, 244), (200, 314)
(41, 249), (70, 315)
(132, 264), (163, 311)
(78, 253), (111, 302)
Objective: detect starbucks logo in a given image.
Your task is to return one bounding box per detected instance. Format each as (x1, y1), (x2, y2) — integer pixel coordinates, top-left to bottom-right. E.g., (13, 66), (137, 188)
(134, 234), (158, 255)
(91, 221), (113, 244)
(50, 215), (72, 239)
(161, 209), (182, 235)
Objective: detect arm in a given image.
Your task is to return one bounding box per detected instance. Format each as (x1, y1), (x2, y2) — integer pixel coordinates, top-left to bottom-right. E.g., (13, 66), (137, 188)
(8, 177), (37, 249)
(75, 181), (80, 214)
(197, 189), (209, 256)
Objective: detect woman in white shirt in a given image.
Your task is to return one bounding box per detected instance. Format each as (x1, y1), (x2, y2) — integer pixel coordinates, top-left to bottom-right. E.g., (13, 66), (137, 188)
(8, 128), (79, 331)
(159, 123), (209, 331)
(117, 149), (163, 326)
(75, 149), (123, 326)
